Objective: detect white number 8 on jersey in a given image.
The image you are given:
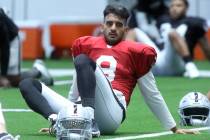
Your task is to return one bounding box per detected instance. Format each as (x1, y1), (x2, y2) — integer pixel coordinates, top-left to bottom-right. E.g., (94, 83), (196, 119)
(96, 55), (117, 82)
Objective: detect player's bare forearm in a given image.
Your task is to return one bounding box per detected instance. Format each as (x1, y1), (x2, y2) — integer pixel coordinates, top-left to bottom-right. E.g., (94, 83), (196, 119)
(199, 37), (210, 61)
(171, 126), (200, 134)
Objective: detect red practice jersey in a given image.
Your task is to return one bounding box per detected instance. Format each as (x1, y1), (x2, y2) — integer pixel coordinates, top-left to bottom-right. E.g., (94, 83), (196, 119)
(72, 36), (157, 104)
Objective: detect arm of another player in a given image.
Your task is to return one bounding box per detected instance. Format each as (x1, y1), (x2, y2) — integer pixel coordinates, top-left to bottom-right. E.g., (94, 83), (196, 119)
(137, 71), (199, 134)
(198, 36), (210, 61)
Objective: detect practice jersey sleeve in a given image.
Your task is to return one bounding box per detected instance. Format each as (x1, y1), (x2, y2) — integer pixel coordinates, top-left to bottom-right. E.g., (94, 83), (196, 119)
(132, 45), (157, 78)
(137, 71), (176, 130)
(71, 36), (93, 58)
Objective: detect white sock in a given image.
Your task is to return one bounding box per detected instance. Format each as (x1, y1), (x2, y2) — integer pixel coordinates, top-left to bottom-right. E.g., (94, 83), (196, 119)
(48, 114), (57, 122)
(84, 107), (94, 120)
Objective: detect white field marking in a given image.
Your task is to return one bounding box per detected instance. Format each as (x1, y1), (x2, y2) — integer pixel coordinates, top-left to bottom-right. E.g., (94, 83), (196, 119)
(22, 68), (75, 77)
(23, 68), (210, 78)
(54, 80), (73, 85)
(199, 70), (210, 77)
(2, 109), (32, 112)
(49, 69), (75, 77)
(104, 127), (210, 140)
(49, 69), (210, 77)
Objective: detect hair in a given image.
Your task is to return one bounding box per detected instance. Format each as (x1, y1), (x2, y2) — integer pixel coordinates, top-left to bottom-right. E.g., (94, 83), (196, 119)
(182, 0), (189, 8)
(173, 0), (189, 8)
(103, 4), (130, 22)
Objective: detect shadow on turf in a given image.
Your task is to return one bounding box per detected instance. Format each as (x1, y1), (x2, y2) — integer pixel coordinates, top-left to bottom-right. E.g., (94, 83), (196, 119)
(20, 133), (54, 137)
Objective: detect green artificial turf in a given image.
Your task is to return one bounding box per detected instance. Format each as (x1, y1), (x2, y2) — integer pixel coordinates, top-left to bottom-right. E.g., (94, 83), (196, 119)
(0, 60), (209, 140)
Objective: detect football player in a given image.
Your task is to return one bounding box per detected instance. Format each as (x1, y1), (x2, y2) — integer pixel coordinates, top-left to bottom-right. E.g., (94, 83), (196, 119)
(19, 4), (198, 138)
(127, 0), (210, 78)
(153, 0), (210, 78)
(0, 8), (53, 87)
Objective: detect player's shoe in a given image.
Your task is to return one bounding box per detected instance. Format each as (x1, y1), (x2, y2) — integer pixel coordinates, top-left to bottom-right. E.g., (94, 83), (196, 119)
(48, 114), (58, 135)
(184, 62), (199, 79)
(33, 59), (54, 85)
(91, 119), (100, 137)
(0, 133), (20, 140)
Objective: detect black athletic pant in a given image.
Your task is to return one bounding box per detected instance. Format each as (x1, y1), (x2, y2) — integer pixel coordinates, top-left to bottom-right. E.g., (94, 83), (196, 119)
(19, 78), (55, 119)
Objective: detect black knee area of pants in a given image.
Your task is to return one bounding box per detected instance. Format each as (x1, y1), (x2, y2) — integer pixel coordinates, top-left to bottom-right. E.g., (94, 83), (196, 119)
(19, 78), (42, 96)
(74, 54), (96, 71)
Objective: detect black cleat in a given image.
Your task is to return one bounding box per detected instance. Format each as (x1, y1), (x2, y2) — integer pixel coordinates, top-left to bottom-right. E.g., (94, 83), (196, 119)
(91, 119), (100, 137)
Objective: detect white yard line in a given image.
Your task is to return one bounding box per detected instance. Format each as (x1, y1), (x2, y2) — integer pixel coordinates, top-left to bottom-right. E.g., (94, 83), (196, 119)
(2, 109), (32, 112)
(199, 70), (210, 77)
(104, 127), (210, 140)
(49, 69), (75, 77)
(23, 68), (210, 81)
(54, 80), (73, 85)
(22, 68), (75, 77)
(49, 69), (210, 78)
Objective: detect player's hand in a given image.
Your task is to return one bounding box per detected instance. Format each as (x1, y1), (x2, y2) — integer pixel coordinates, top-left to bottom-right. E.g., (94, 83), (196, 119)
(0, 76), (11, 87)
(39, 128), (50, 133)
(175, 128), (200, 134)
(39, 127), (56, 136)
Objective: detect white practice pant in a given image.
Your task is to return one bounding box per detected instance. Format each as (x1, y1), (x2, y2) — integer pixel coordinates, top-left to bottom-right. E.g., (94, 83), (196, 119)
(134, 28), (185, 76)
(41, 66), (126, 134)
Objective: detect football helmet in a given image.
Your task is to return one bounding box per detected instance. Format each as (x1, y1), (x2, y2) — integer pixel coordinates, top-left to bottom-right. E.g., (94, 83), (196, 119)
(55, 104), (92, 140)
(178, 92), (210, 126)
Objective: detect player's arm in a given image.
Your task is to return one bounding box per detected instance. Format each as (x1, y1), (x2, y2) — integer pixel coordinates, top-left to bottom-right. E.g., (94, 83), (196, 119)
(190, 17), (210, 61)
(137, 71), (199, 134)
(137, 71), (176, 131)
(198, 36), (210, 61)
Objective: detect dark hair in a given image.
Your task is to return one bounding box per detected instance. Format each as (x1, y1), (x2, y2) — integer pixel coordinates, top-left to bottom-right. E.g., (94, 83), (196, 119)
(103, 5), (130, 22)
(182, 0), (189, 8)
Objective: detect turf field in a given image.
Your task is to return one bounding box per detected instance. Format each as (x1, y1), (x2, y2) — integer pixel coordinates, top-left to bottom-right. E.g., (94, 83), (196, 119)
(0, 59), (210, 140)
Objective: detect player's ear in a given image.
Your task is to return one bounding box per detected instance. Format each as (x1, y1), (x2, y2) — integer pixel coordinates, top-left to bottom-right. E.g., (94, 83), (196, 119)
(101, 23), (105, 31)
(124, 26), (129, 33)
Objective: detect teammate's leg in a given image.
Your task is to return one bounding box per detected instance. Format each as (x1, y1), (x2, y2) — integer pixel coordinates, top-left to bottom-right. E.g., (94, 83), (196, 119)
(5, 36), (52, 87)
(21, 59), (53, 86)
(168, 31), (199, 78)
(6, 36), (23, 87)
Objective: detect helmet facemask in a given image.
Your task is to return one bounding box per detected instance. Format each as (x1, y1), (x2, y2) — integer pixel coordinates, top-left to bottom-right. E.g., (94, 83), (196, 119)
(179, 107), (209, 126)
(178, 92), (210, 126)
